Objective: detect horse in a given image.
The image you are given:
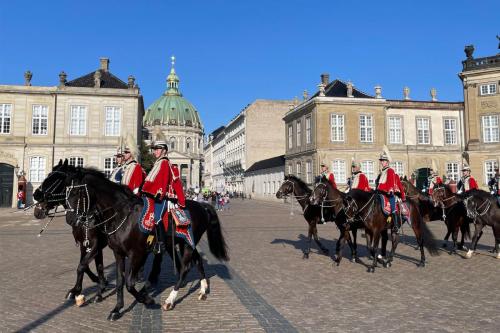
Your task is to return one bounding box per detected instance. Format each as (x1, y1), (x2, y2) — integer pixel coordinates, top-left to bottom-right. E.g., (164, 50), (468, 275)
(276, 175), (356, 261)
(430, 184), (472, 253)
(33, 159), (108, 304)
(312, 176), (439, 271)
(462, 189), (500, 259)
(63, 166), (229, 320)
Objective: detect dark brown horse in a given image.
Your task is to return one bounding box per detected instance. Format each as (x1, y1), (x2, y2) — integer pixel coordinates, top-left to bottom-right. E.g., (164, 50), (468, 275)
(276, 175), (357, 262)
(312, 176), (439, 271)
(430, 183), (472, 253)
(462, 189), (500, 259)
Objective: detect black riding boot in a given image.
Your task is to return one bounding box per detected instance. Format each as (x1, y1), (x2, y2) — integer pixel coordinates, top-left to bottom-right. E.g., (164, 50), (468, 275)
(392, 213), (400, 233)
(154, 223), (167, 254)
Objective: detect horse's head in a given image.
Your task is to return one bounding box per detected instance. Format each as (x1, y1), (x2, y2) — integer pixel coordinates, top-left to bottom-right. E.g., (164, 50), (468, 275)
(276, 176), (295, 199)
(431, 184), (447, 207)
(343, 194), (357, 220)
(33, 159), (70, 219)
(310, 176), (328, 205)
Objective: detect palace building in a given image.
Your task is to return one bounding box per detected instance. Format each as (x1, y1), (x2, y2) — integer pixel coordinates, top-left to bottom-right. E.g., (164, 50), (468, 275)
(142, 57), (204, 188)
(0, 58), (144, 207)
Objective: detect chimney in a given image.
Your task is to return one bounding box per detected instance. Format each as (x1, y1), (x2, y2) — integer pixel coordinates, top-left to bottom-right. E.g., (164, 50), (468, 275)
(24, 71), (32, 86)
(320, 73), (329, 86)
(100, 57), (110, 72)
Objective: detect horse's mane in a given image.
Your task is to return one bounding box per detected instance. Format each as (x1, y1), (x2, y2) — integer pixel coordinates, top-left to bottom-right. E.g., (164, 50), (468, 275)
(467, 189), (491, 199)
(285, 175), (311, 192)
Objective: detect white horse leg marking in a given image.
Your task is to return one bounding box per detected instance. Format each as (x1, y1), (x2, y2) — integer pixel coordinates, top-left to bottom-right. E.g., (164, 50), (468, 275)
(198, 278), (208, 300)
(465, 249), (474, 259)
(162, 289), (178, 310)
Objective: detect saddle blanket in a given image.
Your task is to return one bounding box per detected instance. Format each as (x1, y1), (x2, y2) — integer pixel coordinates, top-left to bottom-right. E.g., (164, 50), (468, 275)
(378, 194), (410, 219)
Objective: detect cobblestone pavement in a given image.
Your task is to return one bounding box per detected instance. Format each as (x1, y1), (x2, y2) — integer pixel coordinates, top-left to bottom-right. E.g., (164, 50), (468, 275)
(0, 199), (498, 332)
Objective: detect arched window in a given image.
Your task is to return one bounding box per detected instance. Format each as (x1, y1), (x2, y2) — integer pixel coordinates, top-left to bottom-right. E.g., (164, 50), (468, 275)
(186, 138), (192, 152)
(170, 137), (176, 150)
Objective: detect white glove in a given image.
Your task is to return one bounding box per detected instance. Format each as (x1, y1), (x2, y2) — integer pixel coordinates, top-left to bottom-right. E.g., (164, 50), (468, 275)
(133, 188), (139, 194)
(491, 191), (495, 195)
(457, 190), (463, 194)
(167, 201), (176, 211)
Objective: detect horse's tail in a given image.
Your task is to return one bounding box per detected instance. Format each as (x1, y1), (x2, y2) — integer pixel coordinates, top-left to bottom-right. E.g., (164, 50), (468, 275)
(420, 219), (440, 256)
(460, 217), (471, 241)
(203, 203), (230, 261)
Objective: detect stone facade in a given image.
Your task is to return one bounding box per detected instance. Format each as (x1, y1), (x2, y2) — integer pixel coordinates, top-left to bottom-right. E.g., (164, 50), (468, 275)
(459, 44), (500, 186)
(0, 58), (143, 207)
(244, 155), (285, 201)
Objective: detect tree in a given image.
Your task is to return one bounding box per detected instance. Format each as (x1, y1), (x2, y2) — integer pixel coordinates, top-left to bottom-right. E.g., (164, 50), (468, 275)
(140, 139), (155, 173)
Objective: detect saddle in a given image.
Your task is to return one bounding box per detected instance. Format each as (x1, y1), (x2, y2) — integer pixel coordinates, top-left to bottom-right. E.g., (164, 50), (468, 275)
(378, 194), (410, 220)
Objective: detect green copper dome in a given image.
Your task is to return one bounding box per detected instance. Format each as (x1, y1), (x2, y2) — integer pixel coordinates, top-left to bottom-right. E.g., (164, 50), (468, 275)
(143, 57), (202, 128)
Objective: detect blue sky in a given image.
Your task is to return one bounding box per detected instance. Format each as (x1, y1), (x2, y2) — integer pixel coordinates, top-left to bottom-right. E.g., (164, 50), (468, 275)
(1, 1), (499, 134)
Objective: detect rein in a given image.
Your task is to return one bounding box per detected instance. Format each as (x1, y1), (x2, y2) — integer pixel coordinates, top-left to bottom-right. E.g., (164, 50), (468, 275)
(464, 196), (491, 223)
(345, 193), (376, 223)
(312, 182), (344, 223)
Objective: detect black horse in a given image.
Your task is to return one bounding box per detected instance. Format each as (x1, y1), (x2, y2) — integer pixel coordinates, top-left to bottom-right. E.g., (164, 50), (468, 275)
(63, 166), (229, 320)
(276, 175), (357, 261)
(403, 180), (470, 251)
(463, 189), (500, 260)
(33, 159), (108, 304)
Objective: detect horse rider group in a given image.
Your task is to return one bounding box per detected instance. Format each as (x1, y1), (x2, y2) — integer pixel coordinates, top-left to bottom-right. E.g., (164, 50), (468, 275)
(110, 135), (186, 252)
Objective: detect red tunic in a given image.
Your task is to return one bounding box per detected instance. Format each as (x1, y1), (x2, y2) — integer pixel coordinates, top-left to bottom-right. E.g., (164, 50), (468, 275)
(377, 166), (405, 200)
(463, 176), (479, 192)
(322, 171), (337, 189)
(168, 164), (186, 207)
(428, 176), (443, 195)
(122, 160), (145, 194)
(351, 172), (371, 192)
(142, 157), (172, 200)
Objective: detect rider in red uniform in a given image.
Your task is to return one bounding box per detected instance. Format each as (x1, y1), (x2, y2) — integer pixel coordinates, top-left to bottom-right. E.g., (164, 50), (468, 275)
(428, 169), (443, 195)
(168, 164), (186, 208)
(320, 161), (337, 189)
(457, 165), (479, 194)
(122, 144), (146, 195)
(349, 161), (371, 192)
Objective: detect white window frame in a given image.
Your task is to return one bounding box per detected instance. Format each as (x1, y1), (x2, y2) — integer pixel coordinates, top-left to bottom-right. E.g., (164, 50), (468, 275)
(103, 157), (116, 178)
(332, 159), (346, 184)
(443, 118), (457, 145)
(288, 124), (293, 148)
(68, 156), (84, 168)
(330, 114), (345, 142)
(388, 116), (402, 144)
(446, 162), (459, 182)
(29, 156), (46, 183)
(306, 160), (312, 184)
(361, 160), (376, 184)
(104, 106), (121, 136)
(359, 114), (374, 143)
(32, 104), (48, 135)
(296, 120), (301, 147)
(484, 160), (496, 184)
(416, 117), (431, 144)
(480, 83), (497, 96)
(288, 164), (293, 175)
(70, 105), (87, 136)
(390, 161), (404, 177)
(0, 103), (12, 134)
(296, 162), (301, 178)
(305, 116), (311, 144)
(482, 115), (500, 143)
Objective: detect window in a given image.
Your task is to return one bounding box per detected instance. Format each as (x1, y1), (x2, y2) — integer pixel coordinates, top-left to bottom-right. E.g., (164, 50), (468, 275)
(296, 162), (301, 178)
(330, 114), (344, 142)
(444, 118), (457, 145)
(390, 161), (404, 177)
(104, 157), (117, 178)
(186, 138), (192, 152)
(104, 106), (121, 136)
(70, 105), (87, 135)
(29, 156), (46, 183)
(32, 105), (48, 135)
(305, 116), (311, 144)
(288, 125), (293, 148)
(359, 115), (373, 143)
(480, 84), (497, 96)
(296, 120), (301, 147)
(0, 103), (12, 134)
(361, 160), (376, 184)
(388, 116), (402, 144)
(170, 137), (176, 150)
(446, 162), (459, 181)
(416, 118), (430, 144)
(332, 160), (346, 184)
(288, 164), (293, 175)
(68, 157), (84, 168)
(482, 115), (500, 143)
(484, 161), (496, 184)
(306, 161), (312, 184)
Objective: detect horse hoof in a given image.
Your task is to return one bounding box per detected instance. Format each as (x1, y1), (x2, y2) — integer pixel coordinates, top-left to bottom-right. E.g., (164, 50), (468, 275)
(107, 311), (121, 321)
(464, 249), (474, 259)
(162, 302), (174, 311)
(198, 292), (207, 301)
(65, 291), (76, 300)
(75, 295), (85, 307)
(303, 253), (309, 259)
(417, 262), (425, 268)
(93, 295), (103, 303)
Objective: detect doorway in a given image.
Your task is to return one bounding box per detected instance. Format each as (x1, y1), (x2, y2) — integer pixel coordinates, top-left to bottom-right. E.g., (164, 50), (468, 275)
(0, 163), (14, 207)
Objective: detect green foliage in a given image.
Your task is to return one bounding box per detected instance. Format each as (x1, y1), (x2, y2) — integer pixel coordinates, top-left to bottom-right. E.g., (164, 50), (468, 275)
(140, 140), (155, 172)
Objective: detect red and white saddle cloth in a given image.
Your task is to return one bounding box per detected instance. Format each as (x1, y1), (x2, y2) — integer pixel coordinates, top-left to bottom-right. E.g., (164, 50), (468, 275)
(378, 194), (410, 219)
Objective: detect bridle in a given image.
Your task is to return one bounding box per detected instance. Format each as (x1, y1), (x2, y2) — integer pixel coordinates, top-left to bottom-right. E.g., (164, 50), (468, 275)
(463, 195), (491, 223)
(312, 182), (345, 223)
(343, 193), (376, 224)
(432, 186), (460, 220)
